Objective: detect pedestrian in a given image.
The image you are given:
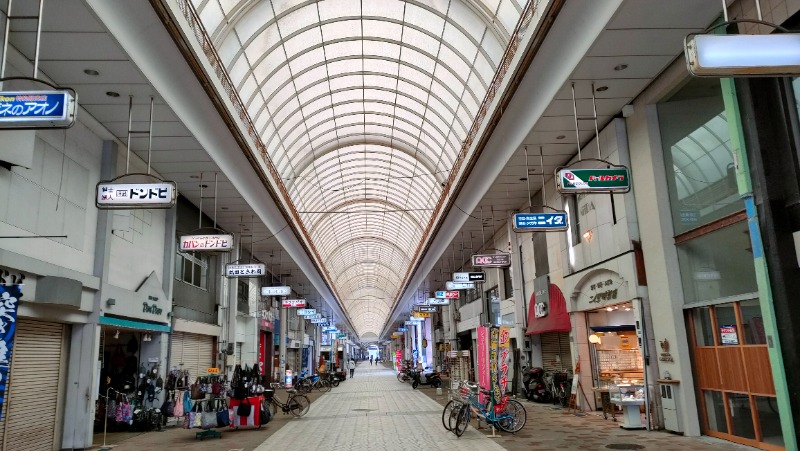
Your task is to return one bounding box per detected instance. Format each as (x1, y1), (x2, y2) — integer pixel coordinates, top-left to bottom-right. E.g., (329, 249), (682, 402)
(348, 359), (356, 378)
(370, 356), (373, 366)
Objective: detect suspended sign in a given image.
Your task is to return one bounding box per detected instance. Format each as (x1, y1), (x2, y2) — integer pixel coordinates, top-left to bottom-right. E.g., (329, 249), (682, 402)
(322, 327), (337, 333)
(309, 314), (322, 319)
(0, 90), (76, 128)
(96, 181), (177, 209)
(0, 283), (21, 420)
(414, 305), (438, 313)
(413, 312), (430, 318)
(261, 286), (291, 296)
(179, 234), (233, 252)
(398, 327), (408, 332)
(513, 212), (568, 232)
(453, 272), (485, 282)
(337, 333), (347, 339)
(297, 309), (316, 316)
(471, 253), (511, 267)
(685, 33), (800, 77)
(556, 167), (630, 193)
(404, 321), (416, 326)
(311, 318), (327, 324)
(435, 291), (460, 299)
(225, 263), (265, 277)
(446, 281), (474, 290)
(427, 298), (450, 306)
(281, 299), (306, 308)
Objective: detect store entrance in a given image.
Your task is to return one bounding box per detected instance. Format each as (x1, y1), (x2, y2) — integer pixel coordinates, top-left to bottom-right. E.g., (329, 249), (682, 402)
(687, 300), (783, 450)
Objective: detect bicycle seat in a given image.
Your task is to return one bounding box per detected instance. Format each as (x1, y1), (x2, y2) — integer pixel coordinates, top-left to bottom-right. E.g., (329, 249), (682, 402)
(286, 388), (297, 394)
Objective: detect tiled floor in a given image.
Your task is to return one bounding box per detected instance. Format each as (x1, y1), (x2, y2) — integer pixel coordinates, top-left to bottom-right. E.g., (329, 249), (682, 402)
(96, 362), (757, 451)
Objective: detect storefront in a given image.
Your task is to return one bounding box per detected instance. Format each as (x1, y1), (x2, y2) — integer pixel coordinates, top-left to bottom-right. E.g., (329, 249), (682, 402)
(525, 278), (573, 375)
(169, 319), (219, 383)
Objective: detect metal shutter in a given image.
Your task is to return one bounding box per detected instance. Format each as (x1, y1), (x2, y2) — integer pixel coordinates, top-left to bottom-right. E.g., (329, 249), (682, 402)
(170, 332), (214, 380)
(540, 332), (572, 373)
(0, 319), (68, 451)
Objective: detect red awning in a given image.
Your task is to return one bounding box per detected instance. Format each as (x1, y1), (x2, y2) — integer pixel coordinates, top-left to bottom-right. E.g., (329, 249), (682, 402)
(526, 284), (571, 335)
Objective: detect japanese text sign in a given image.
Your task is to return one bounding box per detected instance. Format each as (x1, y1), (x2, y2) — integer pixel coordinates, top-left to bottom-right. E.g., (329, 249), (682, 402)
(179, 234), (233, 252)
(96, 182), (177, 209)
(0, 90), (76, 128)
(513, 212), (568, 232)
(0, 283), (21, 420)
(557, 167), (631, 193)
(261, 286), (291, 296)
(471, 253), (511, 267)
(281, 299), (306, 308)
(225, 263), (265, 278)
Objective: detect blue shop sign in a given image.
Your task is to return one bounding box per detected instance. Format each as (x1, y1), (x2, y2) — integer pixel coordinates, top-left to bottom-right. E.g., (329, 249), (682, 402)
(0, 283), (21, 420)
(0, 90), (76, 128)
(512, 212), (568, 232)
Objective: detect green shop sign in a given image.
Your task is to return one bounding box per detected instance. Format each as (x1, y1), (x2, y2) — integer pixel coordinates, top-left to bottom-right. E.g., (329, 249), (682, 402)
(337, 333), (347, 339)
(557, 167), (631, 193)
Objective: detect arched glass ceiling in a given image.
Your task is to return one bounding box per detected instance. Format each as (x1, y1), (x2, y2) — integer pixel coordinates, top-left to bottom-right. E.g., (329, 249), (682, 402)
(191, 0), (524, 338)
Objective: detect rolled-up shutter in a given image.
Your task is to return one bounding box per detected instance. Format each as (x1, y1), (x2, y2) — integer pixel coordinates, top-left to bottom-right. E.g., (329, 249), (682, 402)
(540, 332), (572, 373)
(0, 319), (68, 451)
(170, 332), (214, 379)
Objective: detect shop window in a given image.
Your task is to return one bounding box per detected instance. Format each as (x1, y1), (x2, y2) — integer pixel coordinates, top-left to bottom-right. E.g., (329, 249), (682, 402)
(658, 79), (741, 236)
(739, 299), (767, 345)
(754, 396), (784, 447)
(486, 286), (501, 325)
(237, 280), (249, 315)
(704, 390), (728, 433)
(175, 250), (209, 289)
(676, 221), (757, 304)
(727, 393), (756, 440)
(713, 303), (737, 345)
(502, 267), (513, 299)
(691, 307), (715, 346)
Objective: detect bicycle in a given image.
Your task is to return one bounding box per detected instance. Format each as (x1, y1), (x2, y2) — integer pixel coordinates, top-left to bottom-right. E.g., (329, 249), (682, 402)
(296, 374), (331, 393)
(267, 383), (311, 417)
(441, 387), (466, 431)
(452, 381), (527, 436)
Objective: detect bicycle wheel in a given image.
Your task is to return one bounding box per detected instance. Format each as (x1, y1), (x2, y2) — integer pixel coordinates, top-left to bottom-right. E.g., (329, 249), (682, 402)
(317, 379), (332, 392)
(296, 379), (311, 394)
(330, 377), (340, 387)
(441, 400), (458, 431)
(454, 404), (470, 437)
(495, 399), (527, 433)
(288, 394), (311, 417)
(397, 372), (406, 383)
(268, 398), (277, 418)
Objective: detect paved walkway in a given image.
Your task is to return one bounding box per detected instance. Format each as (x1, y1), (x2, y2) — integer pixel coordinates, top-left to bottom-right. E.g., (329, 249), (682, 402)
(98, 362), (758, 451)
(253, 361), (504, 451)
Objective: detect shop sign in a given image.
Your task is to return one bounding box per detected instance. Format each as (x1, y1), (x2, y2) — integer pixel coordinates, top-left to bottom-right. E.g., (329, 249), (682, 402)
(412, 312), (430, 318)
(513, 212), (568, 232)
(207, 368), (219, 375)
(0, 282), (21, 420)
(142, 301), (163, 315)
(435, 290), (459, 299)
(446, 281), (474, 290)
(438, 343), (452, 351)
(533, 275), (549, 318)
(684, 33), (800, 77)
(720, 325), (739, 345)
(498, 327), (510, 398)
(311, 318), (327, 324)
(337, 333), (347, 339)
(588, 279), (618, 304)
(471, 253), (511, 268)
(658, 338), (674, 362)
(427, 298), (450, 305)
(414, 305), (437, 313)
(322, 327), (337, 333)
(404, 321), (416, 326)
(477, 326), (490, 401)
(398, 327), (408, 332)
(96, 181), (177, 209)
(261, 286), (291, 296)
(225, 263), (265, 278)
(557, 167), (631, 193)
(281, 299), (306, 308)
(297, 308), (316, 316)
(0, 90), (76, 128)
(453, 272), (486, 282)
(179, 234), (233, 252)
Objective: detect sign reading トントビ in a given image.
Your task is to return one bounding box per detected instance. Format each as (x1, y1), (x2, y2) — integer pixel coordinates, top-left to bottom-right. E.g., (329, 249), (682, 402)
(0, 283), (21, 420)
(557, 167), (631, 193)
(0, 90), (76, 128)
(513, 212), (568, 232)
(225, 263), (266, 277)
(96, 182), (177, 209)
(281, 299), (306, 308)
(179, 234), (233, 251)
(471, 253), (511, 267)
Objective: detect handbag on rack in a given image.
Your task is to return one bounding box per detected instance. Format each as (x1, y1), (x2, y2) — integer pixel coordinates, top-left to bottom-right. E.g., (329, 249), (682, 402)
(160, 396), (174, 417)
(259, 402), (271, 425)
(189, 401), (202, 428)
(216, 399), (230, 427)
(172, 393), (184, 418)
(182, 390), (192, 415)
(107, 398), (117, 420)
(201, 400), (217, 429)
(236, 397), (252, 417)
(190, 379), (204, 400)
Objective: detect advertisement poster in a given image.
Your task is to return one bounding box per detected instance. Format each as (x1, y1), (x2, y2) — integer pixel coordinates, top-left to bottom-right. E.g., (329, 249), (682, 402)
(498, 327), (510, 398)
(489, 327), (500, 402)
(477, 326), (490, 399)
(0, 283), (21, 420)
(720, 325), (739, 345)
(396, 350), (402, 370)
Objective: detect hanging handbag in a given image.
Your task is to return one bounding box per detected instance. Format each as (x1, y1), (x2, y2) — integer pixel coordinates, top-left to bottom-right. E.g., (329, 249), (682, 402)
(115, 400), (124, 422)
(216, 399), (230, 427)
(172, 393), (184, 418)
(236, 397), (252, 417)
(182, 390), (192, 415)
(190, 379), (204, 400)
(161, 397), (174, 417)
(191, 402), (203, 428)
(259, 402), (271, 425)
(121, 398), (133, 423)
(201, 400), (217, 429)
(107, 399), (117, 419)
(211, 380), (222, 396)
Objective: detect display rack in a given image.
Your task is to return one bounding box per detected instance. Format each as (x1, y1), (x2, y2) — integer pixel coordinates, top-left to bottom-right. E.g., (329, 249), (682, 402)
(446, 350), (471, 390)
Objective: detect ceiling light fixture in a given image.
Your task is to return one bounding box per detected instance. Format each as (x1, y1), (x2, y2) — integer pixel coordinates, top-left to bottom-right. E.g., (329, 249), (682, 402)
(606, 307), (613, 312)
(83, 69), (100, 76)
(614, 64), (628, 71)
(106, 91), (120, 98)
(190, 175), (200, 179)
(519, 177), (527, 181)
(556, 135), (566, 140)
(595, 86), (608, 92)
(200, 184), (208, 188)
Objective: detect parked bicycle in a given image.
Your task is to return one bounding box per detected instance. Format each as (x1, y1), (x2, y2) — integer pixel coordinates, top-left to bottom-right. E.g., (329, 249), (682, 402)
(447, 381), (526, 436)
(267, 382), (311, 417)
(295, 373), (331, 393)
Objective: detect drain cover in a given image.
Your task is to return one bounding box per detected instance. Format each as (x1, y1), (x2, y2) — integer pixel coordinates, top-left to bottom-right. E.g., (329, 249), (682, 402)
(606, 445), (645, 450)
(352, 408), (375, 412)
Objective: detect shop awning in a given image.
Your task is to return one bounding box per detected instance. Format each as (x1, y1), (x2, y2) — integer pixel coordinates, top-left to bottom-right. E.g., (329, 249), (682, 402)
(526, 284), (571, 335)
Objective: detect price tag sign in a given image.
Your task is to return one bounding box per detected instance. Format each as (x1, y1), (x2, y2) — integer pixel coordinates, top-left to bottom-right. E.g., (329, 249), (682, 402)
(207, 368), (219, 375)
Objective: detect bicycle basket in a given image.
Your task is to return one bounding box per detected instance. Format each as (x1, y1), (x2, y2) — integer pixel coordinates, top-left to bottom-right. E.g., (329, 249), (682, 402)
(553, 371), (570, 383)
(263, 389), (275, 402)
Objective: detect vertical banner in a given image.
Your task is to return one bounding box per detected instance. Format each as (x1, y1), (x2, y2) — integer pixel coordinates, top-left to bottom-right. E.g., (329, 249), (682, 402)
(477, 326), (490, 391)
(498, 327), (511, 399)
(0, 284), (21, 421)
(395, 350), (402, 370)
(489, 327), (500, 403)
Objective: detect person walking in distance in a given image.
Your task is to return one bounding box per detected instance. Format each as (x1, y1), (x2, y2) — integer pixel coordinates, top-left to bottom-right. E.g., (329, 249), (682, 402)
(370, 356), (373, 366)
(348, 359), (356, 378)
